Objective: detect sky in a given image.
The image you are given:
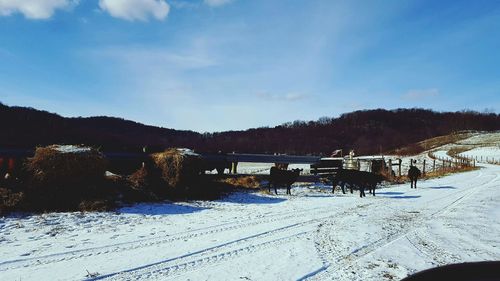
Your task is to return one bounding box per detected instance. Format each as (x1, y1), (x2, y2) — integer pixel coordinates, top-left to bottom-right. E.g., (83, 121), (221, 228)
(1, 0), (499, 132)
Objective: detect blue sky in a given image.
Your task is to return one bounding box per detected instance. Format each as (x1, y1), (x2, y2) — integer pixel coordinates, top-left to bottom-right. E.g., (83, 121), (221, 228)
(1, 0), (499, 132)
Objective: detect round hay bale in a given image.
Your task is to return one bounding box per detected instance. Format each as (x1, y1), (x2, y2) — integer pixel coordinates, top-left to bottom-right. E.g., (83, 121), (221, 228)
(150, 148), (203, 190)
(27, 145), (106, 188)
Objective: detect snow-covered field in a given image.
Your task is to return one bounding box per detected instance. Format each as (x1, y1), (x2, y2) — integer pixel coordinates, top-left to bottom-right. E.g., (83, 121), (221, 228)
(1, 162), (499, 281)
(2, 132), (500, 281)
(432, 150), (453, 161)
(455, 131), (500, 163)
(235, 162), (311, 175)
(460, 147), (500, 163)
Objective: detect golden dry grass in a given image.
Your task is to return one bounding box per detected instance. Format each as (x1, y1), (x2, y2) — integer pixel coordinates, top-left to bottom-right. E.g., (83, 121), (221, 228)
(150, 148), (203, 189)
(0, 187), (24, 215)
(387, 165), (478, 184)
(388, 131), (473, 156)
(128, 166), (150, 190)
(219, 176), (261, 189)
(27, 145), (106, 186)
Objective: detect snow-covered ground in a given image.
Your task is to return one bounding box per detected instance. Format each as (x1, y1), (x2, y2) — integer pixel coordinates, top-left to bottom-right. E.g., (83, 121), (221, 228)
(1, 163), (499, 281)
(235, 163), (311, 175)
(460, 147), (500, 163)
(206, 162), (311, 175)
(432, 150), (453, 161)
(1, 132), (500, 281)
(454, 131), (500, 163)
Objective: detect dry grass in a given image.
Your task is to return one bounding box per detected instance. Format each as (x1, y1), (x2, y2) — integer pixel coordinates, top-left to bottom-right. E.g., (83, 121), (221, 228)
(128, 166), (150, 190)
(0, 187), (24, 215)
(447, 146), (471, 157)
(27, 145), (106, 187)
(150, 149), (203, 190)
(125, 149), (228, 200)
(219, 176), (261, 189)
(0, 146), (233, 214)
(386, 165), (478, 185)
(388, 131), (473, 156)
(19, 145), (109, 212)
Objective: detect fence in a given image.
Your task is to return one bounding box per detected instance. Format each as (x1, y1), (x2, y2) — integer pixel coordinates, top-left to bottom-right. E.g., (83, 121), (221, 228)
(380, 152), (475, 182)
(465, 155), (500, 165)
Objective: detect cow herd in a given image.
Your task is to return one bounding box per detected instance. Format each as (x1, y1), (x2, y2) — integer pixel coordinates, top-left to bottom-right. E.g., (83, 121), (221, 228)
(268, 165), (422, 197)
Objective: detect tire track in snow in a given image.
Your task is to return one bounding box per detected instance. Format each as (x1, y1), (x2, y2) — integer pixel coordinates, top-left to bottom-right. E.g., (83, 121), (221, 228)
(0, 204), (329, 272)
(88, 203), (374, 280)
(308, 166), (499, 280)
(94, 227), (311, 280)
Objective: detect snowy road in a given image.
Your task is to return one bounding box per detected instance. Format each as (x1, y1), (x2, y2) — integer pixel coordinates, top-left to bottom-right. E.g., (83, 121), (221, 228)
(1, 164), (499, 281)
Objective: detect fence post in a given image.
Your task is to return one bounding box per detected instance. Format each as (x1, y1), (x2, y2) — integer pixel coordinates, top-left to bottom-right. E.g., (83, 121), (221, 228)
(422, 159), (426, 176)
(433, 159), (436, 172)
(388, 159), (392, 179)
(231, 162), (238, 174)
(398, 158), (402, 177)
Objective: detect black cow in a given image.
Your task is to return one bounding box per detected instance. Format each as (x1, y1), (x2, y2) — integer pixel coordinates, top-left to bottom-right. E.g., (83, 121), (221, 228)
(408, 166), (421, 189)
(269, 167), (302, 195)
(332, 169), (385, 197)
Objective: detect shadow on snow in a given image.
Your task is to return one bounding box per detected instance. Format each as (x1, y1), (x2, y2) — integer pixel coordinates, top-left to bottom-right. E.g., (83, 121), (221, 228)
(220, 192), (288, 204)
(377, 191), (405, 196)
(425, 185), (457, 189)
(386, 195), (422, 199)
(118, 203), (207, 215)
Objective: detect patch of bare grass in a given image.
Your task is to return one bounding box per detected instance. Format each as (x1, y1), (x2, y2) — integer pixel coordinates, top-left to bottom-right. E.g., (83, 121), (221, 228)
(219, 176), (261, 189)
(388, 131), (473, 156)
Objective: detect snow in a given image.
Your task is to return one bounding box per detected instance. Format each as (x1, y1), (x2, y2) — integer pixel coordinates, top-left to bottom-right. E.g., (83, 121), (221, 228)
(1, 133), (500, 280)
(460, 147), (500, 163)
(432, 150), (453, 161)
(1, 164), (499, 281)
(177, 148), (200, 157)
(53, 145), (92, 154)
(236, 162), (311, 175)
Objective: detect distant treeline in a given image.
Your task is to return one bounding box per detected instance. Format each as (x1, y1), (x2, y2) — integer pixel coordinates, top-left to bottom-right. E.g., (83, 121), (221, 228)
(1, 103), (499, 155)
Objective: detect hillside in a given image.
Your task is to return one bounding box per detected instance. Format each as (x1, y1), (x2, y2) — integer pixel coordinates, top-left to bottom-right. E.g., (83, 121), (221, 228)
(1, 103), (499, 154)
(0, 103), (202, 152)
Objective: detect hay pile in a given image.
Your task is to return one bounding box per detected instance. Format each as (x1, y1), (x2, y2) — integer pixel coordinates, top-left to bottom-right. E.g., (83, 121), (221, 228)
(150, 148), (203, 192)
(24, 145), (108, 211)
(27, 145), (106, 186)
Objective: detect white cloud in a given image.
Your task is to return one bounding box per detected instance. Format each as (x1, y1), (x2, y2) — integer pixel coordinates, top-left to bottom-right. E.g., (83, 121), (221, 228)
(403, 88), (440, 100)
(204, 0), (233, 7)
(99, 0), (169, 21)
(0, 0), (78, 19)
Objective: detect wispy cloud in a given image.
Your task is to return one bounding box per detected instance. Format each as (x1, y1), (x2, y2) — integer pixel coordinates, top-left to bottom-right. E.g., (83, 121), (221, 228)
(204, 0), (233, 7)
(403, 88), (439, 100)
(90, 45), (218, 70)
(98, 0), (170, 21)
(169, 0), (200, 9)
(0, 0), (78, 19)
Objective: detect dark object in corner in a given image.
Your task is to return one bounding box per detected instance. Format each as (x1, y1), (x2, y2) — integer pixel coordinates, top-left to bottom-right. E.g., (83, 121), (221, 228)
(401, 261), (500, 281)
